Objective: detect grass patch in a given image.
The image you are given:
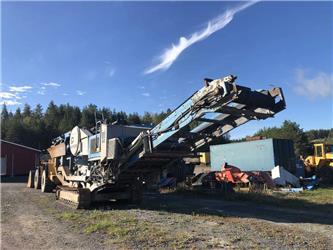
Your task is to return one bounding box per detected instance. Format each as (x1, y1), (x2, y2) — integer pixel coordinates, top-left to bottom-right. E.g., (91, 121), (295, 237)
(55, 188), (333, 248)
(225, 188), (333, 206)
(294, 188), (333, 204)
(58, 209), (197, 248)
(58, 211), (82, 221)
(55, 205), (331, 249)
(174, 187), (333, 212)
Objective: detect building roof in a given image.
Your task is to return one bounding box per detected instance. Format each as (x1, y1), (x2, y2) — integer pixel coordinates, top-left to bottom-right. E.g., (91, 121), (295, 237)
(0, 140), (41, 152)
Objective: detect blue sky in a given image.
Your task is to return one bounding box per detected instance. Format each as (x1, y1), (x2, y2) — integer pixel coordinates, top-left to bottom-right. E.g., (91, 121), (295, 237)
(1, 1), (332, 138)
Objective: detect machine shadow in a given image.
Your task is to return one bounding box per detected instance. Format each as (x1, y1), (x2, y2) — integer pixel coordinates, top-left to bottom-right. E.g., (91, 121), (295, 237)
(1, 176), (28, 183)
(92, 190), (333, 226)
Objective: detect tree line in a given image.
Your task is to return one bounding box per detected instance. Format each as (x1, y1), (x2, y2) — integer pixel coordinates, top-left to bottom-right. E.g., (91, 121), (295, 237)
(1, 103), (332, 156)
(253, 120), (333, 156)
(1, 102), (171, 149)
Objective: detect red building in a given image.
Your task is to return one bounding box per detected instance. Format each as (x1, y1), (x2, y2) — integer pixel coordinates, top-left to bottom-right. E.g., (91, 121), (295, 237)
(1, 140), (40, 176)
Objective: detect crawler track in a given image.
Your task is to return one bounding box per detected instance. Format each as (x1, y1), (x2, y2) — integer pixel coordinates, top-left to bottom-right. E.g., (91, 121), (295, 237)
(55, 187), (91, 209)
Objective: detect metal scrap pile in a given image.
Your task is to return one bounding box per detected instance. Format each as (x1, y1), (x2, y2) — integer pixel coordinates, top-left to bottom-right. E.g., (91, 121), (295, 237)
(215, 163), (274, 188)
(191, 163), (275, 192)
(191, 160), (326, 195)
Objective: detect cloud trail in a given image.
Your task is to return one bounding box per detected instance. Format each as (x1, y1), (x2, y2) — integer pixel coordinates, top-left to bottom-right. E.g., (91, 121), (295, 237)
(144, 1), (257, 74)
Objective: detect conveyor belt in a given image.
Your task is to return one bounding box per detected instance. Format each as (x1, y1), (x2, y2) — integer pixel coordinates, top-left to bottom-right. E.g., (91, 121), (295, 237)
(117, 75), (286, 178)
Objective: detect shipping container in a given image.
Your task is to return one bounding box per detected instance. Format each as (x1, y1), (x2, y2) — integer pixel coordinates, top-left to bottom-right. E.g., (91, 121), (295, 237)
(210, 138), (296, 173)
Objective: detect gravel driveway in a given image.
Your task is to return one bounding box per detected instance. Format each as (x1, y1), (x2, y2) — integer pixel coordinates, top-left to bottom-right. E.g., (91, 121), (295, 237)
(1, 181), (333, 249)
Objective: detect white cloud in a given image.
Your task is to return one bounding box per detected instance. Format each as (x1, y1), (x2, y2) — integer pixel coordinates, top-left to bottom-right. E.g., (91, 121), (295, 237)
(76, 90), (85, 96)
(1, 81), (62, 102)
(36, 81), (61, 95)
(108, 68), (116, 77)
(104, 65), (116, 78)
(294, 69), (333, 100)
(0, 100), (22, 106)
(63, 93), (69, 96)
(41, 82), (61, 87)
(139, 86), (145, 89)
(144, 1), (257, 74)
(9, 85), (32, 92)
(142, 92), (150, 97)
(0, 92), (21, 99)
(1, 86), (29, 105)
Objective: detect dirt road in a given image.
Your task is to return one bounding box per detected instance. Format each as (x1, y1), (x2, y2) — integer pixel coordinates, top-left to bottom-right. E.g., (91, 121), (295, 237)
(1, 181), (333, 249)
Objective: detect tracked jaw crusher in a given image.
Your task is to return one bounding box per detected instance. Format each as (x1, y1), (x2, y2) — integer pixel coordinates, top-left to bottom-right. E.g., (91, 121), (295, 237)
(28, 75), (286, 208)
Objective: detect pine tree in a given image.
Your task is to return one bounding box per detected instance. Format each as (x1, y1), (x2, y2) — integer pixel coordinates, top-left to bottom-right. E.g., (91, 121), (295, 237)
(142, 112), (153, 125)
(1, 104), (9, 139)
(80, 104), (97, 129)
(128, 113), (141, 125)
(255, 120), (308, 156)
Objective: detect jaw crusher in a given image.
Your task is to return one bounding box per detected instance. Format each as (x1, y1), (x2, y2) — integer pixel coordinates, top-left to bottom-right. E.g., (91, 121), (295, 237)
(28, 75), (286, 208)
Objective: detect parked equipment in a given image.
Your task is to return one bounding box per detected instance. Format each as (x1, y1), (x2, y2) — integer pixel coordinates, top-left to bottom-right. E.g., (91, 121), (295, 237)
(303, 143), (333, 169)
(302, 143), (333, 183)
(28, 75), (286, 208)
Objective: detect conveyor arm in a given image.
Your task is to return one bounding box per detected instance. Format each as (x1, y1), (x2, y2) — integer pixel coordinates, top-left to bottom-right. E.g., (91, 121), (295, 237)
(118, 75), (286, 176)
(150, 75), (285, 150)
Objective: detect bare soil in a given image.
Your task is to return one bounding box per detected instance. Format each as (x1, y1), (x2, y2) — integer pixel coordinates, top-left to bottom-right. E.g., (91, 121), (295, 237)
(1, 180), (333, 249)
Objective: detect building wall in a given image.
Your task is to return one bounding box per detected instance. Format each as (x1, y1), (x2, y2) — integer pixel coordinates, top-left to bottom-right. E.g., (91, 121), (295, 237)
(1, 141), (40, 176)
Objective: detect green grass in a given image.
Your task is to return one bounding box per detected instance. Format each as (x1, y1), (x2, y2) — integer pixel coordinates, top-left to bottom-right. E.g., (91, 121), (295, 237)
(55, 198), (332, 249)
(175, 187), (333, 212)
(58, 211), (82, 221)
(54, 188), (333, 248)
(294, 188), (333, 204)
(58, 209), (197, 248)
(227, 187), (333, 205)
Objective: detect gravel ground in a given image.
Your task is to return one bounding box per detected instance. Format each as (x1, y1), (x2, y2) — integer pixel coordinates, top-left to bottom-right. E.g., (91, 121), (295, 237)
(1, 181), (333, 249)
(1, 182), (106, 250)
